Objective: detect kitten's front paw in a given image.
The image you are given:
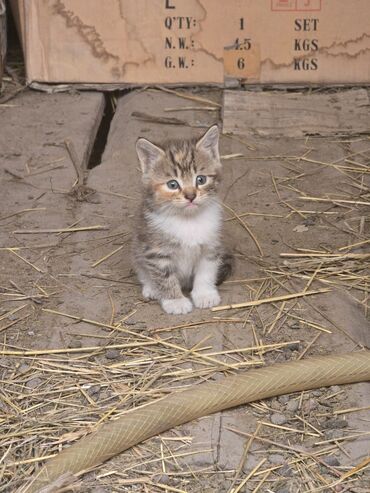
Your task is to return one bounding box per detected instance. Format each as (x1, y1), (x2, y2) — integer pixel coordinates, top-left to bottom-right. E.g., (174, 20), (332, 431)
(161, 297), (193, 315)
(191, 288), (221, 309)
(142, 284), (157, 300)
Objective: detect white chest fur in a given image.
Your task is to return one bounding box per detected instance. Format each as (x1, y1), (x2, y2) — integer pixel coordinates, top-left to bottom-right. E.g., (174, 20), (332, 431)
(147, 202), (222, 247)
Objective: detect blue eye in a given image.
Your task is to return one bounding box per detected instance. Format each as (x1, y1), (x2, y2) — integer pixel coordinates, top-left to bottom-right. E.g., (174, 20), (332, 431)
(167, 180), (180, 190)
(196, 175), (207, 186)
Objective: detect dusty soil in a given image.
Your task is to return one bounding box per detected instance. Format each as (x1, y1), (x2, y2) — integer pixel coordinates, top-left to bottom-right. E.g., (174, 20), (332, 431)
(0, 84), (369, 493)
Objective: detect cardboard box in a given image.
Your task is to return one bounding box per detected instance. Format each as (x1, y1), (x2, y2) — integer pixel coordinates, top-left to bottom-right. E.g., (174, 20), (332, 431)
(11, 0), (370, 87)
(0, 0), (6, 88)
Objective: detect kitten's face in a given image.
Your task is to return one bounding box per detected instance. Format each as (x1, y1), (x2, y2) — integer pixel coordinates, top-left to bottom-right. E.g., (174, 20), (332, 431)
(136, 125), (221, 215)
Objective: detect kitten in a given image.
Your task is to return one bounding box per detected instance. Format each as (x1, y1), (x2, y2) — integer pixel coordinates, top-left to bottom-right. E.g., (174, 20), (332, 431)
(133, 125), (232, 315)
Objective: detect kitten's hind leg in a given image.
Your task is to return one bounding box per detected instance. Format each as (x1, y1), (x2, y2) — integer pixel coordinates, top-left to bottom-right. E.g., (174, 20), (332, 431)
(216, 251), (234, 285)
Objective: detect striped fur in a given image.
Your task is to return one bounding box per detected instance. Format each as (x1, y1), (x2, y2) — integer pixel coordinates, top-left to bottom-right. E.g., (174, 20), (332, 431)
(132, 125), (232, 314)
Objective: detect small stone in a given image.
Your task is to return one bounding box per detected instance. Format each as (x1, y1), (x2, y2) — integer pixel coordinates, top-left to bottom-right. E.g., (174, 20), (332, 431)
(280, 465), (294, 477)
(289, 322), (301, 330)
(26, 377), (42, 389)
(18, 363), (30, 374)
(278, 395), (289, 405)
(330, 385), (341, 393)
(152, 474), (170, 485)
(317, 398), (332, 408)
(325, 429), (343, 440)
(87, 385), (101, 397)
(68, 339), (82, 349)
(288, 342), (300, 351)
(312, 389), (322, 397)
(105, 349), (120, 360)
(269, 453), (285, 464)
(303, 215), (316, 226)
(270, 400), (282, 411)
(303, 398), (318, 413)
(286, 400), (299, 413)
(27, 330), (35, 336)
(135, 322), (147, 329)
(324, 456), (340, 467)
(323, 418), (348, 429)
(271, 413), (287, 426)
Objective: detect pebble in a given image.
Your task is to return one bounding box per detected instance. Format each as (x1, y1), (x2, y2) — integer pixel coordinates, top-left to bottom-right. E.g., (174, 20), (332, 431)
(18, 363), (30, 374)
(303, 398), (318, 413)
(270, 400), (282, 410)
(303, 215), (316, 226)
(278, 395), (289, 405)
(323, 456), (340, 467)
(325, 429), (343, 440)
(280, 465), (294, 477)
(87, 385), (101, 397)
(105, 349), (120, 360)
(26, 377), (42, 389)
(270, 412), (287, 426)
(286, 399), (299, 413)
(135, 322), (147, 329)
(289, 322), (301, 330)
(269, 453), (285, 464)
(152, 474), (170, 485)
(68, 339), (82, 349)
(323, 418), (348, 429)
(330, 385), (341, 393)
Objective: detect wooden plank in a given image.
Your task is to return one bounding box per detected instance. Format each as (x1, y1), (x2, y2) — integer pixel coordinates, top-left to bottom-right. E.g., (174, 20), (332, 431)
(0, 0), (6, 84)
(222, 88), (370, 137)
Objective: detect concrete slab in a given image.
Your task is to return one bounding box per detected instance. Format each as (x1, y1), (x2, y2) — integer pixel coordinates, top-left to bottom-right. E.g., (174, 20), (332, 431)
(2, 87), (369, 492)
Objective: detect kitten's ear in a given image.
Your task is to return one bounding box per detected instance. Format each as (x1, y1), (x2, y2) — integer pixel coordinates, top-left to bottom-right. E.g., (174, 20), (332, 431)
(136, 138), (165, 174)
(196, 125), (220, 162)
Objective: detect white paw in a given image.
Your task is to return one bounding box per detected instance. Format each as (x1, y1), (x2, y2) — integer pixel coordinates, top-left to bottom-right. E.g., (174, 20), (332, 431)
(191, 288), (221, 309)
(161, 297), (193, 315)
(142, 284), (157, 300)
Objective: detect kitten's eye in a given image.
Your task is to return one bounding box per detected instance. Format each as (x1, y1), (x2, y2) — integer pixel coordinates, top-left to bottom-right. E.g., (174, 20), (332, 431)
(196, 175), (207, 186)
(167, 180), (180, 190)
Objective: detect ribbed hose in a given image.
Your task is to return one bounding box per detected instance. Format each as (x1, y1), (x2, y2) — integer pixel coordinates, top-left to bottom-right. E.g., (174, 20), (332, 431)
(26, 352), (370, 492)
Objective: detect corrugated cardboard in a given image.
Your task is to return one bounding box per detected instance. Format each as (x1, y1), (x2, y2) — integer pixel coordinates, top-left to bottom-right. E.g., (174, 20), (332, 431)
(0, 0), (6, 87)
(10, 0), (370, 86)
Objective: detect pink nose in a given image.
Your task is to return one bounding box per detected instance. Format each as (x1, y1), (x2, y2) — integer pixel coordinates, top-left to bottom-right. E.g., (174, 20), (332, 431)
(184, 192), (196, 202)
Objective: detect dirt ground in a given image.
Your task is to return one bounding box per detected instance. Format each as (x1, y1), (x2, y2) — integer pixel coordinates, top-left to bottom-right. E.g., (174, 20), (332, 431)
(0, 83), (369, 493)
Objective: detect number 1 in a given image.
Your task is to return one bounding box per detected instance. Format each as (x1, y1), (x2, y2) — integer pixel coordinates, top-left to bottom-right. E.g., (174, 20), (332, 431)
(240, 18), (245, 30)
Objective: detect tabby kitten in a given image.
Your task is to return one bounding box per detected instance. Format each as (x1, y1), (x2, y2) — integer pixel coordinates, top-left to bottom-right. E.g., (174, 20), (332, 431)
(133, 125), (232, 315)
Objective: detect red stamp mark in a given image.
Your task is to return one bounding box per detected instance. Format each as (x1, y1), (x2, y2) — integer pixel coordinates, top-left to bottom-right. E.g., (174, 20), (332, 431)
(271, 0), (322, 11)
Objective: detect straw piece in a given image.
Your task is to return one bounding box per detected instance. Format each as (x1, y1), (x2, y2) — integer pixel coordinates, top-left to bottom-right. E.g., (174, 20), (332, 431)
(13, 225), (108, 234)
(212, 289), (330, 312)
